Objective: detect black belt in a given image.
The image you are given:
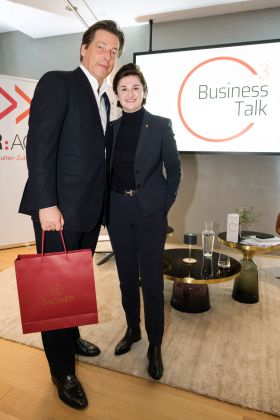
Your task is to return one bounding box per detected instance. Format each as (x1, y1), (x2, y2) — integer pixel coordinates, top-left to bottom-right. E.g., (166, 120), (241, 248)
(111, 187), (137, 197)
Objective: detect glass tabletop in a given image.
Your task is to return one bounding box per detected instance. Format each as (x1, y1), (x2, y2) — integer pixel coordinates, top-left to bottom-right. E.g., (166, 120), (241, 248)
(218, 231), (280, 253)
(163, 248), (241, 284)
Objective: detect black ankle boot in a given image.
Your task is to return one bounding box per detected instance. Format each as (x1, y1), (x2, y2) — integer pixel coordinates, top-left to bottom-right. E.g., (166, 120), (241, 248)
(147, 345), (163, 380)
(115, 327), (141, 355)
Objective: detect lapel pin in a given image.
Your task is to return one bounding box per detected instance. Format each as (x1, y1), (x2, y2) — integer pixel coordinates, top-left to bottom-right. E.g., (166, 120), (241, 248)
(145, 124), (149, 128)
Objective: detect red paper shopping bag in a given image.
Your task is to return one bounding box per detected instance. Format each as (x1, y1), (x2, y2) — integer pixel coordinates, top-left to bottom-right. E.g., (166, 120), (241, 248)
(14, 231), (98, 334)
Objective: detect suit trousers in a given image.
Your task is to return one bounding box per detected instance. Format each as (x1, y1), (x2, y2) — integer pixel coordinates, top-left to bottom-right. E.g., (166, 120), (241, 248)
(33, 221), (101, 378)
(108, 191), (167, 346)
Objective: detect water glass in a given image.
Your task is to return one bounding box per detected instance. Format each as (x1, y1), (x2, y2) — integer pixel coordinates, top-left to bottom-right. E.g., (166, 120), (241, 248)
(201, 256), (213, 279)
(202, 221), (215, 258)
(218, 253), (231, 269)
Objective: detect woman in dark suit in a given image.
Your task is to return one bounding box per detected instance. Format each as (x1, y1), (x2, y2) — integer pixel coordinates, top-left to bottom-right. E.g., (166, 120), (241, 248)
(107, 63), (181, 380)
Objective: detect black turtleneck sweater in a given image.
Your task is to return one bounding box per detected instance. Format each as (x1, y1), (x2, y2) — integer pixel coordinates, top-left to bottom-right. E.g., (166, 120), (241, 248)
(111, 107), (144, 190)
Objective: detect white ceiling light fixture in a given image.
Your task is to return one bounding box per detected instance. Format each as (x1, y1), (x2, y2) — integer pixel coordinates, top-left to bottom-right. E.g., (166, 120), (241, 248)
(64, 0), (88, 28)
(64, 0), (99, 28)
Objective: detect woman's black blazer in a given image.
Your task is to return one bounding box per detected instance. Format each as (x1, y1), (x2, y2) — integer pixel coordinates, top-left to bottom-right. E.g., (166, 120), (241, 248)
(109, 109), (181, 216)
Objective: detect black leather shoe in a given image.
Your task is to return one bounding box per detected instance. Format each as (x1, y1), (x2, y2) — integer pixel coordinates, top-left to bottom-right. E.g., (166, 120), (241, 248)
(115, 327), (141, 355)
(75, 338), (101, 357)
(147, 345), (164, 380)
(52, 374), (88, 409)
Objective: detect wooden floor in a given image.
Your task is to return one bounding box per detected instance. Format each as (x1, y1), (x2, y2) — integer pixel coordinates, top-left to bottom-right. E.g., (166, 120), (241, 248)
(0, 246), (278, 420)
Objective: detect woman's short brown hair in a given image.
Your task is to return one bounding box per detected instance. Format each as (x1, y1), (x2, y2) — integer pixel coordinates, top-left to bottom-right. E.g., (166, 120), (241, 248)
(113, 63), (148, 108)
(80, 20), (124, 61)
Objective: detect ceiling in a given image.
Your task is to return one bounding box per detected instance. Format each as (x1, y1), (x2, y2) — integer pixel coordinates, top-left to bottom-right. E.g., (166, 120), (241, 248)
(0, 0), (280, 39)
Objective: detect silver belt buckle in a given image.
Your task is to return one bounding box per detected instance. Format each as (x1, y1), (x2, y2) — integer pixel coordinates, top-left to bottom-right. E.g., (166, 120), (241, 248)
(125, 189), (133, 197)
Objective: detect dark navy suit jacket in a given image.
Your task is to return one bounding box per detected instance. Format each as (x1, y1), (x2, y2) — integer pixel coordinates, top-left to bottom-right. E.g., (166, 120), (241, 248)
(19, 67), (110, 232)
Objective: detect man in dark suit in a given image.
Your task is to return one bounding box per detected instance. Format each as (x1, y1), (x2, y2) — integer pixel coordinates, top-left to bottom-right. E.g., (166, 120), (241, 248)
(19, 20), (124, 410)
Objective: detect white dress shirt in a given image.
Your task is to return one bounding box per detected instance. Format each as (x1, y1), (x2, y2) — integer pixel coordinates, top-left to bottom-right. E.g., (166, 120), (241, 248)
(80, 64), (108, 134)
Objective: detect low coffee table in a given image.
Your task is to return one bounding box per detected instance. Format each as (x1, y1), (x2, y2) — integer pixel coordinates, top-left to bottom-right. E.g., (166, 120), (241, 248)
(163, 248), (241, 313)
(218, 231), (280, 303)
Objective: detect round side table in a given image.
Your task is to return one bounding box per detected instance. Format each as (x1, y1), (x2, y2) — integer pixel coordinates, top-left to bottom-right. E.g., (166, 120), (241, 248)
(163, 248), (241, 313)
(218, 231), (280, 303)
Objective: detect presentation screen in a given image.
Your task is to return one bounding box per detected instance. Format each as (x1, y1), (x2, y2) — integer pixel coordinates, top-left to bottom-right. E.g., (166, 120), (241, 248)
(134, 39), (280, 154)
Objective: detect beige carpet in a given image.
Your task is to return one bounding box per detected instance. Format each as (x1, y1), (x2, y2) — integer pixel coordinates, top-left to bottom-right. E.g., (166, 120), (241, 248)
(1, 252), (280, 416)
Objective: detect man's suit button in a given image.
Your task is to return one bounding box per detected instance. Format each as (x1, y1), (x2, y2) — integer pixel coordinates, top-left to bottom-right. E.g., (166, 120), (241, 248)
(135, 169), (140, 174)
(137, 184), (141, 188)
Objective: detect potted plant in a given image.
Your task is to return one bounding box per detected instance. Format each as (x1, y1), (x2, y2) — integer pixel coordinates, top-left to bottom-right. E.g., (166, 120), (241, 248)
(235, 206), (256, 238)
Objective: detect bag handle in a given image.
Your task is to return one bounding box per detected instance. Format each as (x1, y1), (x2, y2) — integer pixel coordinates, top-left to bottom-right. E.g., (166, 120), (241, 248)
(41, 230), (68, 262)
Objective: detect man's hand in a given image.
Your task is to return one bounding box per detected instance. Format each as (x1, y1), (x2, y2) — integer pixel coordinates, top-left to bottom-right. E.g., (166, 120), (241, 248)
(39, 207), (64, 231)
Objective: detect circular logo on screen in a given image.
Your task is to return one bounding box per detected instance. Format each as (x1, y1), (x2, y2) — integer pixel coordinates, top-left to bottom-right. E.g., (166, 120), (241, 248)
(177, 56), (268, 142)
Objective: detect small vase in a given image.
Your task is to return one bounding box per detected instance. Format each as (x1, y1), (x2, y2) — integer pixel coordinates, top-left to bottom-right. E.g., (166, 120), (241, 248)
(239, 224), (248, 240)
